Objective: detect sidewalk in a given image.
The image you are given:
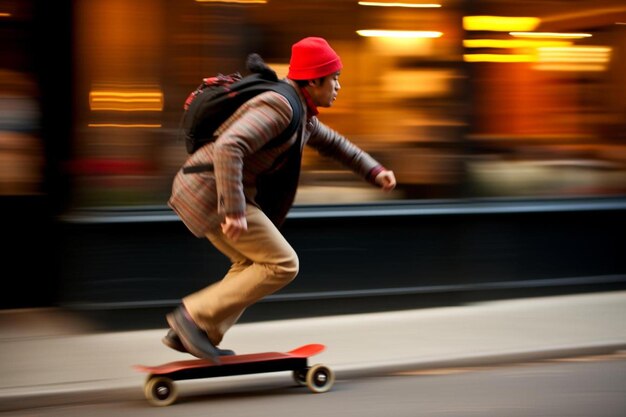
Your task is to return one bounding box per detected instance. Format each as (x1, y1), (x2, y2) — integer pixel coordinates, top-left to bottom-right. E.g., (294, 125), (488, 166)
(1, 291), (625, 410)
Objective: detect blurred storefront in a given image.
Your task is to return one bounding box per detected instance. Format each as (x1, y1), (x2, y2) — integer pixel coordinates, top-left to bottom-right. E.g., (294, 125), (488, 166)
(1, 0), (625, 311)
(63, 0), (626, 208)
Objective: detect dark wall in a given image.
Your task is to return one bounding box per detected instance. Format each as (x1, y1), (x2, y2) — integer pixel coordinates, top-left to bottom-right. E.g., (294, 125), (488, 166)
(55, 198), (626, 330)
(0, 196), (57, 308)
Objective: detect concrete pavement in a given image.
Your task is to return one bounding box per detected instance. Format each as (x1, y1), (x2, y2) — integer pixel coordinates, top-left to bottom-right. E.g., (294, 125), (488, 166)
(1, 290), (625, 410)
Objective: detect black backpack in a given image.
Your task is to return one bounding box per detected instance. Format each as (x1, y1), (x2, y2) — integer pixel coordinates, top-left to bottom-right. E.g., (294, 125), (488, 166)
(181, 54), (303, 154)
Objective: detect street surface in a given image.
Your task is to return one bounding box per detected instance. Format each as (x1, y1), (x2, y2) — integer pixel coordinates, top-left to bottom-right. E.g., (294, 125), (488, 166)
(4, 354), (625, 417)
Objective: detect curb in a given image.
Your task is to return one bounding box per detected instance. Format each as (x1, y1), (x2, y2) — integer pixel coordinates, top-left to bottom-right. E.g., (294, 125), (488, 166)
(1, 342), (625, 411)
(335, 341), (626, 379)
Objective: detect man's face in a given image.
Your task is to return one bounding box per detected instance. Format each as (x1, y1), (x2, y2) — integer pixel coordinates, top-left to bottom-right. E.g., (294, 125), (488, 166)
(309, 72), (341, 107)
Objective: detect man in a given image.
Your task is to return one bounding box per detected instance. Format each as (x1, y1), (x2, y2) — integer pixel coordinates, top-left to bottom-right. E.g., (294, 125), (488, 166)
(165, 37), (396, 362)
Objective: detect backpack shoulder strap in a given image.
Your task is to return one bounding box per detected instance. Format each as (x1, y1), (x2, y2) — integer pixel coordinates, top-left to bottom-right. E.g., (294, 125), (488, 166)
(263, 81), (304, 149)
(221, 74), (303, 149)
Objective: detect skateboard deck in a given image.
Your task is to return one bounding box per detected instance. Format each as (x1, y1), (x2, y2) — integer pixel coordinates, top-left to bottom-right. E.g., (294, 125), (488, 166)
(134, 343), (334, 406)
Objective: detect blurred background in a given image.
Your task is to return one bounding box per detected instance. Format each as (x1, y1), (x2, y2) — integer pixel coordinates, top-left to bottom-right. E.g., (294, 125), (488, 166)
(0, 0), (624, 325)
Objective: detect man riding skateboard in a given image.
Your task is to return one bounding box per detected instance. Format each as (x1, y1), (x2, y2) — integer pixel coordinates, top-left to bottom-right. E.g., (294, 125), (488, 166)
(165, 36), (396, 362)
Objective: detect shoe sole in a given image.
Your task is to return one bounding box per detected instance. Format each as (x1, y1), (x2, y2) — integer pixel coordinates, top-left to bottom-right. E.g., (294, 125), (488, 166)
(166, 312), (220, 364)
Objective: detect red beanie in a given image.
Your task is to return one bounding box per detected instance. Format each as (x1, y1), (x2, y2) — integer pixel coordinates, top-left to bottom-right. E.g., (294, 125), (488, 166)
(287, 37), (343, 80)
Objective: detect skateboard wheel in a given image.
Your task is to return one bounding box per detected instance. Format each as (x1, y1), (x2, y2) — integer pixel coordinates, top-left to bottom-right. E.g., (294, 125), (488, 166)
(293, 367), (309, 386)
(305, 364), (334, 393)
(144, 376), (178, 406)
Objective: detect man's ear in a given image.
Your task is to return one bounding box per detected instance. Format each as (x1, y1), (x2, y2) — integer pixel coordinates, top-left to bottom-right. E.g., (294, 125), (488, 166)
(308, 78), (322, 87)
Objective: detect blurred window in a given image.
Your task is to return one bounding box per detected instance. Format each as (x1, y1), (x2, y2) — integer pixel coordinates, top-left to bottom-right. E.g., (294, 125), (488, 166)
(68, 0), (626, 208)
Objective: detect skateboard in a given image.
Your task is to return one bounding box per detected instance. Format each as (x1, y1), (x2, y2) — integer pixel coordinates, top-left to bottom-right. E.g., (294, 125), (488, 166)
(134, 343), (334, 406)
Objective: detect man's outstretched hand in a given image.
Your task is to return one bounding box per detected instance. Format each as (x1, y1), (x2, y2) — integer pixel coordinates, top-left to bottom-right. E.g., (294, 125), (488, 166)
(375, 170), (397, 192)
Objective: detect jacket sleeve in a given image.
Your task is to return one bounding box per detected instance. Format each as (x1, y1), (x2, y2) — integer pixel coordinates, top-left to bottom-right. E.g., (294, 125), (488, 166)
(306, 117), (384, 184)
(212, 91), (293, 217)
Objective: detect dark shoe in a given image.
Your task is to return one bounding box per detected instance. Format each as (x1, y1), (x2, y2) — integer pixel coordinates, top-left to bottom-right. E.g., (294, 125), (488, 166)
(166, 306), (221, 363)
(162, 329), (236, 356)
(161, 329), (187, 353)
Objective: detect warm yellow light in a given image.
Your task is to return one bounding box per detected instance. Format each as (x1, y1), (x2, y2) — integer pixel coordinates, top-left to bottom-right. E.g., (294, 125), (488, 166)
(463, 39), (572, 49)
(534, 64), (607, 72)
(89, 91), (164, 112)
(538, 57), (608, 63)
(463, 16), (540, 32)
(510, 31), (592, 39)
(538, 46), (610, 53)
(365, 36), (436, 56)
(0, 12), (12, 17)
(195, 0), (267, 3)
(537, 46), (611, 63)
(88, 124), (162, 128)
(533, 46), (611, 71)
(358, 2), (441, 8)
(463, 54), (535, 63)
(357, 30), (443, 38)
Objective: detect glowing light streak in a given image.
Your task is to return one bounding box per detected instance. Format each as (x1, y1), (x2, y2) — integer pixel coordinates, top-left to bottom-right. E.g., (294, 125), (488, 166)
(463, 54), (535, 63)
(195, 0), (267, 3)
(357, 30), (443, 38)
(88, 124), (162, 128)
(510, 32), (592, 39)
(463, 16), (540, 32)
(358, 2), (441, 8)
(89, 91), (164, 111)
(463, 39), (571, 48)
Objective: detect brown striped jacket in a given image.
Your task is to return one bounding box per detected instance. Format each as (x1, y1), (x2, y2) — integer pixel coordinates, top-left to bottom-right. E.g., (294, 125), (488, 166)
(168, 80), (382, 237)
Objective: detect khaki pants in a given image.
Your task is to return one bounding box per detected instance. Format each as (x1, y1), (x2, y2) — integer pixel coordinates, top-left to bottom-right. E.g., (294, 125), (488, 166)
(183, 205), (299, 345)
